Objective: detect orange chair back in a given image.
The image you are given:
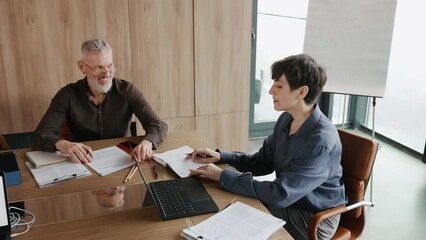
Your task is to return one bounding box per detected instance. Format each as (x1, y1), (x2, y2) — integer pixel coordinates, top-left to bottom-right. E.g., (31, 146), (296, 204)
(0, 135), (10, 151)
(337, 129), (378, 239)
(339, 129), (378, 217)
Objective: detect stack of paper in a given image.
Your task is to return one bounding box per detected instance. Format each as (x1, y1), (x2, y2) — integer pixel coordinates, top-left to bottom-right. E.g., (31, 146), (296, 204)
(26, 161), (92, 188)
(181, 201), (285, 240)
(152, 146), (208, 178)
(25, 145), (135, 187)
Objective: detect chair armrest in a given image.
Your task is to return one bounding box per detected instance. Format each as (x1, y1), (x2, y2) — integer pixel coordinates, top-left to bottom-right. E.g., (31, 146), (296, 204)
(308, 205), (347, 240)
(307, 201), (373, 240)
(346, 200), (373, 210)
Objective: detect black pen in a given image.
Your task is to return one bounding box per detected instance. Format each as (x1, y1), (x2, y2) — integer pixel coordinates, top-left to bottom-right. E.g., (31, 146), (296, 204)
(53, 173), (78, 183)
(152, 166), (158, 179)
(186, 153), (213, 158)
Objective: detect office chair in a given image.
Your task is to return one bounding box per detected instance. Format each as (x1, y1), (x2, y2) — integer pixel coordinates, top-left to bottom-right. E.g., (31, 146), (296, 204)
(1, 122), (72, 150)
(307, 129), (379, 240)
(1, 132), (33, 150)
(0, 135), (10, 150)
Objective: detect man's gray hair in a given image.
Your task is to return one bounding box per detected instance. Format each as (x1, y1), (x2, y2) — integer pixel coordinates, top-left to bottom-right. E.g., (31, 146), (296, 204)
(81, 39), (112, 58)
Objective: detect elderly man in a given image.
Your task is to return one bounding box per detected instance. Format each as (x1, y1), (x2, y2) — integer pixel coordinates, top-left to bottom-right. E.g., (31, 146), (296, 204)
(32, 39), (167, 163)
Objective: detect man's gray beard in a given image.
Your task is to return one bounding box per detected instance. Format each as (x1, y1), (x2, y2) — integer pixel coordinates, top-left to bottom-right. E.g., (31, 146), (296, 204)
(88, 77), (112, 93)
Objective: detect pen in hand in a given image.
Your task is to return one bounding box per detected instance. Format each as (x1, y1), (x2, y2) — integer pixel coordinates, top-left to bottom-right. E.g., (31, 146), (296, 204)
(186, 153), (213, 158)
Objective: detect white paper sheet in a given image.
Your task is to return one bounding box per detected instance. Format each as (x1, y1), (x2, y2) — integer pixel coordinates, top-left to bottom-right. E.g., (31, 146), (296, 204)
(304, 0), (397, 97)
(182, 201), (285, 240)
(86, 146), (134, 176)
(152, 146), (208, 178)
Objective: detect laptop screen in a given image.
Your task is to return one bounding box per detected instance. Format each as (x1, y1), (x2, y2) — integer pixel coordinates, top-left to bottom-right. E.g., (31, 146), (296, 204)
(0, 174), (9, 227)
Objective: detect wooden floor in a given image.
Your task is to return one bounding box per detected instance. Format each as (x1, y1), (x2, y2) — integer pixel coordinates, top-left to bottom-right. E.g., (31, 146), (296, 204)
(248, 129), (426, 240)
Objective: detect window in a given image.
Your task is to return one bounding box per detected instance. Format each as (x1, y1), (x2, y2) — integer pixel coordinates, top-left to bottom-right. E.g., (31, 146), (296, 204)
(250, 0), (309, 137)
(331, 94), (350, 126)
(362, 0), (426, 154)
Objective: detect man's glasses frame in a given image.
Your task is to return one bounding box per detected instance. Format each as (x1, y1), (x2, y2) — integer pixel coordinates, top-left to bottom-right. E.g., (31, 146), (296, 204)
(82, 61), (115, 75)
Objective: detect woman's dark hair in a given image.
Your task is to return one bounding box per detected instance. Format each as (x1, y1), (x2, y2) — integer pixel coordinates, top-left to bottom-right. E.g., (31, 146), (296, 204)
(271, 54), (327, 105)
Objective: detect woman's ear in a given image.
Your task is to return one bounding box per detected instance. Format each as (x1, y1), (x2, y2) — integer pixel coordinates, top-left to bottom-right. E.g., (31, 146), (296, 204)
(299, 85), (309, 99)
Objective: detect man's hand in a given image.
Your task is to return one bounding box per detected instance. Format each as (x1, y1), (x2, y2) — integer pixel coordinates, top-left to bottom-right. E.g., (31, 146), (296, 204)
(133, 140), (153, 162)
(55, 140), (93, 163)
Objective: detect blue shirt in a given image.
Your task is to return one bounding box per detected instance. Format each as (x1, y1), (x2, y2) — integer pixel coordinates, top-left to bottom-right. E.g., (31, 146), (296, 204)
(219, 105), (347, 213)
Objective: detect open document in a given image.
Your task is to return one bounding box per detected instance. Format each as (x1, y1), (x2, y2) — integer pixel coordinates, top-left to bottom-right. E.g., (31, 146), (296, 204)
(152, 146), (208, 178)
(181, 201), (285, 240)
(26, 161), (91, 188)
(86, 146), (135, 176)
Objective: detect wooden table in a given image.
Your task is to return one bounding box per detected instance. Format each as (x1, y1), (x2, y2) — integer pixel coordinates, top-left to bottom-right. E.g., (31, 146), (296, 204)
(7, 131), (292, 239)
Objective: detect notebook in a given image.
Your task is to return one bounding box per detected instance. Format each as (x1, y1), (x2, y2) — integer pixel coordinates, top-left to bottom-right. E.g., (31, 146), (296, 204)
(133, 154), (219, 220)
(25, 150), (66, 168)
(0, 171), (11, 240)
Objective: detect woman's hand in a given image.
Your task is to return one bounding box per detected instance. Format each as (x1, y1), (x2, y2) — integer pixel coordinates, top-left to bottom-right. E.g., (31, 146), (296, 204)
(185, 147), (220, 163)
(189, 163), (223, 181)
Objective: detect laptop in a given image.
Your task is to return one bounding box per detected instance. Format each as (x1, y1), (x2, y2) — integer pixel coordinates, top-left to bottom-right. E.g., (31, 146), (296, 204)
(132, 150), (219, 220)
(0, 171), (11, 240)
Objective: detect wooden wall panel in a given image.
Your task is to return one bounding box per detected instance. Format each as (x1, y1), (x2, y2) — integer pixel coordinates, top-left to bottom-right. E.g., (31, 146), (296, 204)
(194, 0), (252, 115)
(136, 116), (195, 137)
(0, 0), (131, 133)
(0, 0), (252, 151)
(129, 0), (194, 119)
(193, 0), (252, 150)
(196, 111), (249, 151)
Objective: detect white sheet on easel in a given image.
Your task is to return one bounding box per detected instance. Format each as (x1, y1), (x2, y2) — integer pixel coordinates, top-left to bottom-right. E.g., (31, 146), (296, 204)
(304, 0), (397, 97)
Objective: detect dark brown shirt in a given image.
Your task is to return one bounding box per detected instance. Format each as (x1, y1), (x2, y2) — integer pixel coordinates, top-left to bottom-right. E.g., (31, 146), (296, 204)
(32, 78), (168, 151)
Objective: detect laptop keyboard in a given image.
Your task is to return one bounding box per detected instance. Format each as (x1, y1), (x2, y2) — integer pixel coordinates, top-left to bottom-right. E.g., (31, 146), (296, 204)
(150, 180), (196, 219)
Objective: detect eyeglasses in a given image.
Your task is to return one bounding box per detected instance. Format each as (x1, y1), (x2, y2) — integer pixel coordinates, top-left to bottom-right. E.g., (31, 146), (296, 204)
(93, 187), (126, 196)
(82, 61), (115, 75)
